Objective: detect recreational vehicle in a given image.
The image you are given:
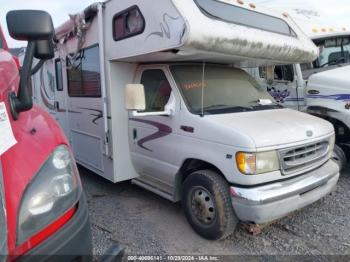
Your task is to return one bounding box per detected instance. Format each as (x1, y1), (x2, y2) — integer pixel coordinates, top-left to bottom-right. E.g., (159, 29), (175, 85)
(250, 7), (350, 170)
(31, 0), (339, 240)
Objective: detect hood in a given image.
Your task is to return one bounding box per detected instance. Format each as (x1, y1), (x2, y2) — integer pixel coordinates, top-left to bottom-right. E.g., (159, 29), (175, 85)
(205, 108), (334, 148)
(0, 160), (7, 257)
(308, 65), (350, 92)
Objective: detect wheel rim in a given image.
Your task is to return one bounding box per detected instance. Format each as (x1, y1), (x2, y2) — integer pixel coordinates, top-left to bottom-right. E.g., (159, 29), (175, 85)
(189, 187), (216, 225)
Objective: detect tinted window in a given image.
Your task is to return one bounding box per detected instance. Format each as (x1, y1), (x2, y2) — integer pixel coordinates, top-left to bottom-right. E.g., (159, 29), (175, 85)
(140, 70), (172, 112)
(67, 46), (101, 97)
(55, 59), (64, 91)
(113, 6), (145, 41)
(194, 0), (296, 37)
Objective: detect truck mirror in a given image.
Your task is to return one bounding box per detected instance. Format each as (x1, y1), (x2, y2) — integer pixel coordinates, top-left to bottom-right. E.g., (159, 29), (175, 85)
(6, 10), (54, 41)
(125, 84), (146, 111)
(6, 10), (54, 120)
(34, 40), (54, 60)
(31, 40), (55, 75)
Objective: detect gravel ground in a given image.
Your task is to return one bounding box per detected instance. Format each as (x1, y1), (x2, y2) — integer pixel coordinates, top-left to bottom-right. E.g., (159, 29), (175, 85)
(80, 164), (350, 258)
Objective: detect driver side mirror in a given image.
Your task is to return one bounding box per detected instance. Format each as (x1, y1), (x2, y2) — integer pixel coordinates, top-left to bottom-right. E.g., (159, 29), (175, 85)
(34, 40), (54, 60)
(6, 10), (54, 120)
(125, 84), (146, 111)
(7, 10), (53, 41)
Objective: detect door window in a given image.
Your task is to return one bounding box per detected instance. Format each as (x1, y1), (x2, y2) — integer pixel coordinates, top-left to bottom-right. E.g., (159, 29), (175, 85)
(259, 65), (294, 82)
(140, 70), (172, 112)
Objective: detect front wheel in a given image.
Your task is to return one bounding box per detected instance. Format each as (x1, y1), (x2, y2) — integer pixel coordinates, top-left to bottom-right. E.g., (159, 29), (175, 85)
(182, 170), (238, 240)
(332, 144), (347, 172)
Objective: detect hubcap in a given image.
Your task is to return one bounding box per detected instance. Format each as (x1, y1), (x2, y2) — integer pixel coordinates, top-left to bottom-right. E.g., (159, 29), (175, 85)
(190, 187), (216, 225)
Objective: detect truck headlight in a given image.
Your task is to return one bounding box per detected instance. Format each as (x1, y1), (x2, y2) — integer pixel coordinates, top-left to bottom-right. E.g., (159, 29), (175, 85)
(236, 151), (280, 175)
(17, 145), (82, 245)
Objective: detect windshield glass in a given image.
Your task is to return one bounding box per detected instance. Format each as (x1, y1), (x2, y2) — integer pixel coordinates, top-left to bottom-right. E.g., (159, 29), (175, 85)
(170, 65), (278, 115)
(307, 37), (350, 69)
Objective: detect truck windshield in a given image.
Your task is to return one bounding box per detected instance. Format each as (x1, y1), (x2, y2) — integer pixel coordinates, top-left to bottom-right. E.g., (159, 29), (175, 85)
(311, 36), (350, 68)
(170, 65), (278, 115)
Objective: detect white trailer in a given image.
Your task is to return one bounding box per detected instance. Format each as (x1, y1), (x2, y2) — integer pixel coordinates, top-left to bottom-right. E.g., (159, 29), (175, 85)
(30, 0), (339, 240)
(249, 6), (350, 169)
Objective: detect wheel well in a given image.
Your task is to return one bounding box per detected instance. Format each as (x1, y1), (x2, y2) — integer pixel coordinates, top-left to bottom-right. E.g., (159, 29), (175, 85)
(173, 159), (224, 202)
(306, 108), (350, 144)
(323, 117), (349, 144)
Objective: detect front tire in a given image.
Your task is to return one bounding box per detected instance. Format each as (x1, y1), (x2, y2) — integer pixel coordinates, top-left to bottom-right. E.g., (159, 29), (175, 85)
(182, 170), (238, 240)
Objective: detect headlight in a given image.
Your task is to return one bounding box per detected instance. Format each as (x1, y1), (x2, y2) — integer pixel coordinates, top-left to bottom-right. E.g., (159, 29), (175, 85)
(17, 145), (81, 245)
(236, 151), (280, 175)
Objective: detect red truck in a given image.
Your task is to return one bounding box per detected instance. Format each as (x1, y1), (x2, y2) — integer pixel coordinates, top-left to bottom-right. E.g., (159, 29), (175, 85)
(0, 10), (92, 260)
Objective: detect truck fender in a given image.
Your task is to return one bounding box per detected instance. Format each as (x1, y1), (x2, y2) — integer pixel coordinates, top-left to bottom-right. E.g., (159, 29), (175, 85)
(173, 158), (226, 202)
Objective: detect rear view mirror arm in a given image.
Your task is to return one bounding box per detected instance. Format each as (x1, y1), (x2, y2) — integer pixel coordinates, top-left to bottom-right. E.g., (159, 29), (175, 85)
(31, 59), (45, 75)
(9, 41), (36, 120)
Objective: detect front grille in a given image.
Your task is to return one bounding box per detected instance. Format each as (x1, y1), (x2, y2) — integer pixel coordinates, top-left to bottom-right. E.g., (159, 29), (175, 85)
(279, 140), (330, 175)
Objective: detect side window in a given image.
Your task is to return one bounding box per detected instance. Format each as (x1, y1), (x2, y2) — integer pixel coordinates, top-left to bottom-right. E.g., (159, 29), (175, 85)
(273, 65), (294, 82)
(55, 59), (64, 91)
(113, 6), (145, 41)
(259, 65), (294, 82)
(140, 70), (172, 112)
(67, 45), (101, 97)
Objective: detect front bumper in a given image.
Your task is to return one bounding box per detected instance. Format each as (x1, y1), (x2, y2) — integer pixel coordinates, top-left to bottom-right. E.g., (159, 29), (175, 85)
(230, 160), (339, 224)
(19, 194), (93, 262)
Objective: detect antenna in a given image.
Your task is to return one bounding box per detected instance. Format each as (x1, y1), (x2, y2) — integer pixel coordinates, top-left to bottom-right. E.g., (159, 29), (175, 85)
(201, 61), (205, 117)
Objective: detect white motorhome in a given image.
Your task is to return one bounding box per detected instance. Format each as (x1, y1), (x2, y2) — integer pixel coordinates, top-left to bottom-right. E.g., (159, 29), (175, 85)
(30, 0), (339, 240)
(250, 7), (350, 169)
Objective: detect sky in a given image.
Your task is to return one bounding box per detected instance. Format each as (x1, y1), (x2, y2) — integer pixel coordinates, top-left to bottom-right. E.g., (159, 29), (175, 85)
(1, 0), (350, 48)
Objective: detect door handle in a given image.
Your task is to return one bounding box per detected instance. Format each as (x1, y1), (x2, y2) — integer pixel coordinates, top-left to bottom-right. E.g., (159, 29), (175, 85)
(133, 128), (137, 140)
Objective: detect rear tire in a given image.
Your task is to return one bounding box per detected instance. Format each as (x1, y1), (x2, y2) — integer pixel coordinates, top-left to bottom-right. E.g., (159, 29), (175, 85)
(182, 170), (238, 240)
(332, 144), (347, 172)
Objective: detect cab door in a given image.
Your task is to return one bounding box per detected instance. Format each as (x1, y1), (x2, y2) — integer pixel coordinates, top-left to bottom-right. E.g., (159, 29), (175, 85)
(257, 65), (302, 110)
(129, 66), (181, 194)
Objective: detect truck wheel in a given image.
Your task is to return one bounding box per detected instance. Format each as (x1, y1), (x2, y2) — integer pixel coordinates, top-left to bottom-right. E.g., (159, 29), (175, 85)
(332, 144), (347, 172)
(182, 170), (238, 240)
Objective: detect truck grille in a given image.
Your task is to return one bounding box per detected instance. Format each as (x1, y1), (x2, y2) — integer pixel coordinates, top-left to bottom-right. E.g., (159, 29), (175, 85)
(279, 140), (330, 175)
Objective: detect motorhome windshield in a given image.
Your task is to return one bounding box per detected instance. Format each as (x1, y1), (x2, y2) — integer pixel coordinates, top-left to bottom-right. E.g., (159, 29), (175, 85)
(312, 36), (350, 68)
(170, 65), (278, 115)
